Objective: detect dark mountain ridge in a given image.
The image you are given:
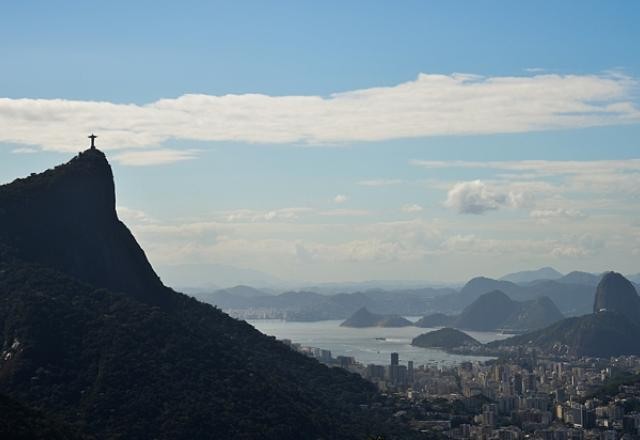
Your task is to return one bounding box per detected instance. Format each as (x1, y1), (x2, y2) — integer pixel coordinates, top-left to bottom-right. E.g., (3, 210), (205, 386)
(593, 271), (640, 322)
(0, 149), (413, 439)
(0, 149), (167, 307)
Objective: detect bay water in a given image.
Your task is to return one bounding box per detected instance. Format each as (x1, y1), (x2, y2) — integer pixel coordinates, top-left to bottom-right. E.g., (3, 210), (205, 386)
(248, 318), (512, 367)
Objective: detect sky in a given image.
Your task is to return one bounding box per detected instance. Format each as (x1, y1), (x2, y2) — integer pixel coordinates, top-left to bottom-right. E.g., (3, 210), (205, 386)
(1, 1), (639, 286)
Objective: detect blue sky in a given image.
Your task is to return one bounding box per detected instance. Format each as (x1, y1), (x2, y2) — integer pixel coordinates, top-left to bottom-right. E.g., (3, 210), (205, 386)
(1, 1), (639, 286)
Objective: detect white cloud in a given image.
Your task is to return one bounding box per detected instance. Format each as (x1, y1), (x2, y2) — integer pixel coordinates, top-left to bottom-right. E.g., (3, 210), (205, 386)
(123, 207), (637, 281)
(411, 158), (640, 176)
(412, 158), (640, 200)
(11, 147), (38, 154)
(0, 72), (637, 153)
(111, 149), (198, 166)
(116, 206), (156, 224)
(568, 172), (640, 195)
(444, 180), (534, 214)
(223, 207), (313, 223)
(402, 203), (423, 213)
(333, 194), (348, 204)
(550, 234), (604, 258)
(530, 208), (587, 222)
(440, 233), (602, 259)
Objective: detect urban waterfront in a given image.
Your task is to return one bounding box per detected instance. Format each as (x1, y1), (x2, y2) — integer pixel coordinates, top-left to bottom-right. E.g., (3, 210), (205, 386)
(248, 318), (511, 366)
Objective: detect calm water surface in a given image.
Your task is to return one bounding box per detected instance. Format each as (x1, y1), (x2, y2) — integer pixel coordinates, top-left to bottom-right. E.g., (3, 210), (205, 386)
(248, 318), (512, 367)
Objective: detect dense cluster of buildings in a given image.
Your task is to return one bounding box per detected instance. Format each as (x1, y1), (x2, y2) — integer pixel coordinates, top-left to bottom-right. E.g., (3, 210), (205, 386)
(283, 338), (640, 439)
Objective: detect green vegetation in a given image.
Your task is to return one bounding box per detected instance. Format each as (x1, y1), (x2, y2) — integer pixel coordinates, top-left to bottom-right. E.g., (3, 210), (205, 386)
(0, 244), (417, 439)
(0, 150), (420, 439)
(488, 311), (640, 357)
(0, 393), (85, 440)
(586, 372), (640, 402)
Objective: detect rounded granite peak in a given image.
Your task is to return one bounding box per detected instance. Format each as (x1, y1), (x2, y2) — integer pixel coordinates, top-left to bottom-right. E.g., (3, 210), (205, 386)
(593, 271), (640, 322)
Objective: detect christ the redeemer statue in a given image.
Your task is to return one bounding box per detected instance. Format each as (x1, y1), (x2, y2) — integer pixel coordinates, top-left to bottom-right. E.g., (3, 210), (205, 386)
(88, 134), (97, 149)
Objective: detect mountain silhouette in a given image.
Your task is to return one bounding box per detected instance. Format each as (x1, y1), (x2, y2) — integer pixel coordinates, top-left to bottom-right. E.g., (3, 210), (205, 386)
(0, 148), (414, 440)
(340, 307), (413, 327)
(435, 290), (564, 332)
(593, 271), (640, 322)
(500, 267), (563, 284)
(0, 148), (167, 306)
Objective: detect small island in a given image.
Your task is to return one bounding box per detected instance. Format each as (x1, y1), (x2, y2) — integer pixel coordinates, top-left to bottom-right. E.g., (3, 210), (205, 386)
(411, 328), (481, 349)
(340, 307), (413, 328)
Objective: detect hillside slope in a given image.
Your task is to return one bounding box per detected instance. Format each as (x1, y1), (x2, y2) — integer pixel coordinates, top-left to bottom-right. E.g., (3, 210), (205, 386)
(0, 149), (414, 440)
(487, 311), (640, 357)
(454, 291), (563, 332)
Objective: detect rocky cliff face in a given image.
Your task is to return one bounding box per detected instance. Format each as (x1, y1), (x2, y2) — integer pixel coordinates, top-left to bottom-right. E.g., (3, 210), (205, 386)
(593, 272), (640, 322)
(0, 149), (167, 305)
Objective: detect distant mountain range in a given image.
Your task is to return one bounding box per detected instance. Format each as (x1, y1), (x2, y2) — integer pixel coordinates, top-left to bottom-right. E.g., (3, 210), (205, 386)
(407, 272), (640, 358)
(487, 272), (640, 357)
(432, 274), (604, 317)
(203, 286), (455, 320)
(199, 267), (639, 321)
(338, 291), (563, 333)
(416, 291), (563, 332)
(500, 267), (563, 283)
